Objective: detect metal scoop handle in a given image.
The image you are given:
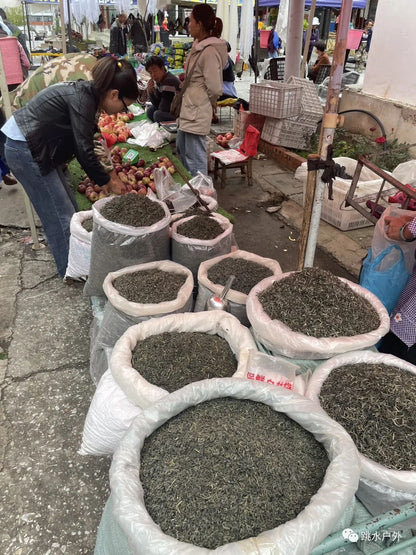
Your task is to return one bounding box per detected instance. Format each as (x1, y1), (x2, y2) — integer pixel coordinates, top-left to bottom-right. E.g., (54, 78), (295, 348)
(219, 274), (235, 301)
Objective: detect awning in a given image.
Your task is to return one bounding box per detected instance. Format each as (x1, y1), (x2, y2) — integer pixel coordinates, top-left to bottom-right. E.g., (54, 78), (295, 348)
(259, 0), (367, 8)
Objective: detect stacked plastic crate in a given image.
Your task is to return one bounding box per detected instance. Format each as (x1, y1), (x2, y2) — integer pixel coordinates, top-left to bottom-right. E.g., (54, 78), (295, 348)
(250, 79), (322, 149)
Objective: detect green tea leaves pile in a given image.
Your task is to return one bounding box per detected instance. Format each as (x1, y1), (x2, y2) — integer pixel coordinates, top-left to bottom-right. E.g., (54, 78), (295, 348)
(140, 398), (329, 548)
(177, 215), (224, 240)
(208, 258), (274, 295)
(319, 363), (416, 470)
(100, 195), (165, 227)
(81, 217), (93, 233)
(258, 268), (380, 338)
(113, 270), (186, 304)
(132, 332), (237, 392)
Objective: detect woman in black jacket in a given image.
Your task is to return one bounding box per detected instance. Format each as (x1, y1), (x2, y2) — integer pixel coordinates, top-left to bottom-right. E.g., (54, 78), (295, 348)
(2, 56), (138, 280)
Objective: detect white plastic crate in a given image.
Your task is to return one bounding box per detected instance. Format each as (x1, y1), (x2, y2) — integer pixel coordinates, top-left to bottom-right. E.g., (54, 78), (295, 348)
(233, 111), (265, 138)
(249, 81), (302, 119)
(286, 76), (323, 124)
(302, 179), (395, 231)
(261, 117), (316, 149)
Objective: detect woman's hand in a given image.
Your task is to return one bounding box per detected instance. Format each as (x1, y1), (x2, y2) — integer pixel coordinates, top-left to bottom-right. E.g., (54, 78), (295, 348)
(384, 214), (415, 240)
(106, 170), (126, 195)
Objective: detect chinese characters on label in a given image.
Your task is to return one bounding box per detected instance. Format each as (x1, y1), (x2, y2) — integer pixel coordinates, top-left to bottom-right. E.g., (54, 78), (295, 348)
(246, 372), (293, 390)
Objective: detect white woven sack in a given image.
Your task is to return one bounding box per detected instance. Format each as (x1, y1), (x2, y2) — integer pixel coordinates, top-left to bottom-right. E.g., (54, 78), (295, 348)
(305, 350), (416, 517)
(89, 261), (194, 385)
(84, 196), (171, 297)
(110, 311), (257, 409)
(65, 210), (92, 278)
(79, 369), (142, 457)
(171, 213), (233, 277)
(246, 272), (390, 360)
(110, 377), (360, 555)
(194, 250), (282, 326)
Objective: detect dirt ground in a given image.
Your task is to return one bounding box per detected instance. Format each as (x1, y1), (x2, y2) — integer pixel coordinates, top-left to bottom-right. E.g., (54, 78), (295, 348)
(215, 175), (356, 281)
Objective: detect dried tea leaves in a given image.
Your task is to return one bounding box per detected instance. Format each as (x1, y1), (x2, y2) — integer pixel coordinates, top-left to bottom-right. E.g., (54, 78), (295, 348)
(319, 363), (416, 471)
(177, 215), (224, 240)
(132, 332), (237, 392)
(208, 258), (273, 295)
(100, 195), (165, 227)
(113, 270), (187, 304)
(81, 217), (93, 233)
(140, 397), (329, 549)
(258, 267), (380, 338)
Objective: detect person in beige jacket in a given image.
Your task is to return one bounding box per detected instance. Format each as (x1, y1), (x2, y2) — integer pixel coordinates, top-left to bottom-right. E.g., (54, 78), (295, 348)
(176, 4), (228, 176)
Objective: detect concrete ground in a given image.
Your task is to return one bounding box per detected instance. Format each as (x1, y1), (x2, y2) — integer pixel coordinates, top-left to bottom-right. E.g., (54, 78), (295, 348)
(0, 65), (375, 553)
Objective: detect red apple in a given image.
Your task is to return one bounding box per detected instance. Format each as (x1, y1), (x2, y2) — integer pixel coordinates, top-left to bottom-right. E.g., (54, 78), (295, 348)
(137, 158), (146, 167)
(77, 183), (87, 194)
(138, 187), (147, 196)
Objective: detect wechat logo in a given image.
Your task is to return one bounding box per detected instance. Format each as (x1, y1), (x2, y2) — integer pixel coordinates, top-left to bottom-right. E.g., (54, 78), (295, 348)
(342, 528), (359, 543)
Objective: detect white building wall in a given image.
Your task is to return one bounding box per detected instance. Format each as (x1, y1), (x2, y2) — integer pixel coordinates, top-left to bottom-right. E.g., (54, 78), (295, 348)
(363, 0), (416, 106)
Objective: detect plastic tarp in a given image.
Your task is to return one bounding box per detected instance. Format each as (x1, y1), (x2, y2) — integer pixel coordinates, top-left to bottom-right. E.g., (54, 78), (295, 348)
(108, 377), (360, 554)
(246, 272), (390, 360)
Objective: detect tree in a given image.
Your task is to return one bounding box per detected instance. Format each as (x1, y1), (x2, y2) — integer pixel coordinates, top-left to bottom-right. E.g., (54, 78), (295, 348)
(3, 7), (25, 28)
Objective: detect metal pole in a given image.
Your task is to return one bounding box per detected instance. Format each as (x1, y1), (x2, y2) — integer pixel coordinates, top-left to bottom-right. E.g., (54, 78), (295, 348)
(300, 0), (317, 78)
(0, 45), (42, 251)
(284, 0), (303, 80)
(254, 0), (259, 83)
(303, 0), (353, 268)
(23, 1), (33, 53)
(66, 0), (73, 51)
(59, 0), (67, 55)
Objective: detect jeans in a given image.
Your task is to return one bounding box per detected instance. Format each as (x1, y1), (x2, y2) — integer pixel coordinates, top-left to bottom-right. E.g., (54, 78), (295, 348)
(147, 105), (175, 123)
(176, 130), (207, 176)
(5, 137), (77, 278)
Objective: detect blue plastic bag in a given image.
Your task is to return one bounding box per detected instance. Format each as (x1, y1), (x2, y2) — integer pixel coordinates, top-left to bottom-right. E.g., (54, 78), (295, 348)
(360, 244), (410, 315)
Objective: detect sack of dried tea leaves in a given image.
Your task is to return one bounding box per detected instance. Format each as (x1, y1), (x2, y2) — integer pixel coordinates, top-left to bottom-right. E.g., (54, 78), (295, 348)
(65, 210), (92, 280)
(171, 213), (233, 278)
(306, 349), (416, 527)
(194, 250), (282, 326)
(84, 196), (171, 297)
(89, 261), (194, 385)
(81, 312), (257, 456)
(247, 271), (390, 360)
(110, 311), (256, 408)
(104, 377), (360, 554)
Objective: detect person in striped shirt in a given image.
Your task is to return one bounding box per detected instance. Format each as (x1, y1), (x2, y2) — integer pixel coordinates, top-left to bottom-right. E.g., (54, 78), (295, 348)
(378, 213), (416, 364)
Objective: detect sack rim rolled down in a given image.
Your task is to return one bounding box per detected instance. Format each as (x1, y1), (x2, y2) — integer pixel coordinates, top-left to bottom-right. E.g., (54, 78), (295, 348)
(102, 261), (194, 318)
(305, 349), (416, 493)
(110, 311), (258, 408)
(92, 196), (171, 237)
(246, 272), (390, 360)
(110, 377), (360, 555)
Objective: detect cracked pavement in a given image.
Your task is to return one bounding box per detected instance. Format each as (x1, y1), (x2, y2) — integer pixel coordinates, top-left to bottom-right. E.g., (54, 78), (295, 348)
(0, 226), (110, 554)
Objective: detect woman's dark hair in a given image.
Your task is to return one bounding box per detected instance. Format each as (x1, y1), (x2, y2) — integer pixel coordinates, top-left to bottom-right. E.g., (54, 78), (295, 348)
(315, 40), (326, 52)
(92, 56), (139, 100)
(192, 4), (223, 38)
(145, 55), (166, 71)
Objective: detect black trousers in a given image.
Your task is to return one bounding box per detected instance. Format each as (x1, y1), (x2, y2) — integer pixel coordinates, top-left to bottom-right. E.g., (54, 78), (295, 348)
(378, 331), (416, 365)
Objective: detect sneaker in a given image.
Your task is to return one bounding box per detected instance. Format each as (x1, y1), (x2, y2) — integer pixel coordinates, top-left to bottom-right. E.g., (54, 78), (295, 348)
(2, 174), (17, 186)
(63, 275), (87, 285)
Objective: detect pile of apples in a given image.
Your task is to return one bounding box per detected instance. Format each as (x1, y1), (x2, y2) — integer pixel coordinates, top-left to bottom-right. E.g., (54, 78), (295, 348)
(215, 131), (234, 148)
(77, 146), (178, 202)
(98, 112), (134, 143)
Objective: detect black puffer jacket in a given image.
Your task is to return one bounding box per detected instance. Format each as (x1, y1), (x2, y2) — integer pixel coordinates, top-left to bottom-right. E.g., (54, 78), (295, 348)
(13, 80), (110, 186)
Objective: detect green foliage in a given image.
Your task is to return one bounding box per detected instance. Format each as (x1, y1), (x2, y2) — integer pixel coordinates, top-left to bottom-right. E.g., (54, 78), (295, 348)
(294, 129), (412, 173)
(4, 7), (25, 28)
